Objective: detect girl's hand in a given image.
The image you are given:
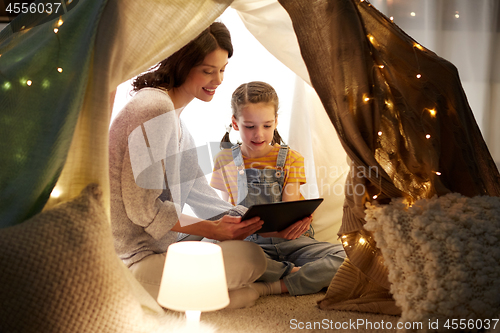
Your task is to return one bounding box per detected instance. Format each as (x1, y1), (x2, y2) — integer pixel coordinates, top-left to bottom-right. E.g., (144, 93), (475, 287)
(212, 215), (263, 241)
(259, 215), (312, 240)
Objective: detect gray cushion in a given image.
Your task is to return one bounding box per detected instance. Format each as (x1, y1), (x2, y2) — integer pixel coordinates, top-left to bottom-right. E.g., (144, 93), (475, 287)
(0, 184), (215, 333)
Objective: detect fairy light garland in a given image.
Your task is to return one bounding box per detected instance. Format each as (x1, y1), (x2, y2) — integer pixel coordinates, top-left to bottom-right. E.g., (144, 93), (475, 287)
(357, 0), (450, 194)
(0, 10), (66, 197)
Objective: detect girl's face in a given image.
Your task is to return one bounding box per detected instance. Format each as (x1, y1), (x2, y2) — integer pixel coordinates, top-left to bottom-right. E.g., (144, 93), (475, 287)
(178, 48), (228, 103)
(232, 102), (278, 158)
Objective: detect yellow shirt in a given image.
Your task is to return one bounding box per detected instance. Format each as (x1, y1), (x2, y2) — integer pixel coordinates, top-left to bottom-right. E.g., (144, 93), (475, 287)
(210, 144), (306, 205)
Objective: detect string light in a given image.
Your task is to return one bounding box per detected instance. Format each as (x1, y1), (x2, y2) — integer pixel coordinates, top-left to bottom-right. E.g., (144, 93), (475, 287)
(359, 237), (366, 245)
(434, 171), (442, 176)
(343, 241), (349, 247)
(379, 65), (385, 69)
(368, 35), (375, 44)
(428, 108), (437, 117)
(455, 11), (459, 19)
(410, 12), (416, 17)
(377, 131), (383, 136)
(4, 11), (64, 104)
(416, 74), (422, 79)
(364, 97), (370, 102)
(50, 188), (62, 198)
(414, 43), (424, 51)
(426, 134), (431, 139)
(372, 176), (382, 200)
(390, 16), (394, 21)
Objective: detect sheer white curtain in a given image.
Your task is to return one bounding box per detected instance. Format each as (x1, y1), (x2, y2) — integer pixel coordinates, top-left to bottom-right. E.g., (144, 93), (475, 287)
(230, 0), (349, 243)
(371, 0), (500, 165)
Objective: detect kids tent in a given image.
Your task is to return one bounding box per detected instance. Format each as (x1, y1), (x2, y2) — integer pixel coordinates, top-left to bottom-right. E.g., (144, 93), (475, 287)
(1, 0), (500, 329)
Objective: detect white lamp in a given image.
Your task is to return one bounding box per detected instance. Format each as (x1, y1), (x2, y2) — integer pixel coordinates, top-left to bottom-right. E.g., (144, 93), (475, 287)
(157, 242), (229, 328)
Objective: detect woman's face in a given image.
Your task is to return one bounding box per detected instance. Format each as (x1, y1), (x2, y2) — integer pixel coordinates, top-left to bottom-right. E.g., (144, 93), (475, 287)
(232, 102), (278, 158)
(180, 48), (229, 103)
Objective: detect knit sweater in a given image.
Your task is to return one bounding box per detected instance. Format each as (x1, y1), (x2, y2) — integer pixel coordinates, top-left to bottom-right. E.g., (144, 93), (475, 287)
(109, 88), (244, 266)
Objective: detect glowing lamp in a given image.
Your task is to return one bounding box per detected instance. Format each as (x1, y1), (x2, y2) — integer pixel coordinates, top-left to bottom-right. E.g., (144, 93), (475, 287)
(158, 242), (229, 329)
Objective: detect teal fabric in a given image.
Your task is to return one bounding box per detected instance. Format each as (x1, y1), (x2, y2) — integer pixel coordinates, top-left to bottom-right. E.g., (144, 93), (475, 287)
(0, 0), (108, 228)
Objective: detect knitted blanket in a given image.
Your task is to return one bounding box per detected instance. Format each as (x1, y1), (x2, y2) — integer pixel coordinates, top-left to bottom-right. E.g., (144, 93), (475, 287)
(365, 193), (500, 332)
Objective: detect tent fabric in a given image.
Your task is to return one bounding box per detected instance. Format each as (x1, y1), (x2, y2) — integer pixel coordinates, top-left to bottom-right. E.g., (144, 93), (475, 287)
(278, 0), (500, 311)
(0, 0), (108, 227)
(2, 0), (500, 316)
(369, 0), (500, 166)
(0, 0), (232, 228)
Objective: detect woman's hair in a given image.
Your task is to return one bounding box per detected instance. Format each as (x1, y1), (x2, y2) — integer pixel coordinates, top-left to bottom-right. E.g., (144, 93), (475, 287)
(132, 22), (233, 91)
(221, 81), (284, 148)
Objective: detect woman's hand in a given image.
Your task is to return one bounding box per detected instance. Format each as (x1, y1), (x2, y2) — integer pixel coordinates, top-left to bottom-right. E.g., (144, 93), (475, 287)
(211, 215), (264, 241)
(259, 215), (312, 240)
(172, 214), (262, 241)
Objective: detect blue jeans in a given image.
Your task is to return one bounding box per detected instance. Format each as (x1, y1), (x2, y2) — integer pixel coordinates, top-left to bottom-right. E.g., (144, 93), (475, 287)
(246, 234), (346, 296)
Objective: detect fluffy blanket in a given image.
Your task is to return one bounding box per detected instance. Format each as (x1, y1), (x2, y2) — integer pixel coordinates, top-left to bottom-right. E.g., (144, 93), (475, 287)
(365, 193), (500, 332)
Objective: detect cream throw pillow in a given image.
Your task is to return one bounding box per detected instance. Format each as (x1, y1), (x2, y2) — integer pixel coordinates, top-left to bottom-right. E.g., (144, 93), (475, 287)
(0, 184), (214, 333)
(365, 193), (500, 332)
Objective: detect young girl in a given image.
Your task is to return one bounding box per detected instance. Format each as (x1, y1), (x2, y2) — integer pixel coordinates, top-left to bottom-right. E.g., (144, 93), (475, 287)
(211, 81), (346, 296)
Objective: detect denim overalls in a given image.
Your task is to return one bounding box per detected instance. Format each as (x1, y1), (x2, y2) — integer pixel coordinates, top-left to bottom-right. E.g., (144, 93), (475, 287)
(231, 144), (346, 296)
(233, 143), (288, 205)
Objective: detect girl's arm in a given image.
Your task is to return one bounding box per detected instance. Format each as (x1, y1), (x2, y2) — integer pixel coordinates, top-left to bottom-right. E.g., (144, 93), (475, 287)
(281, 182), (302, 202)
(258, 182), (311, 239)
(221, 191), (230, 202)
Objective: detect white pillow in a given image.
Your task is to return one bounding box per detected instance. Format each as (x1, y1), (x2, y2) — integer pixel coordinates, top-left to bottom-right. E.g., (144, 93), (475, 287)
(365, 193), (500, 330)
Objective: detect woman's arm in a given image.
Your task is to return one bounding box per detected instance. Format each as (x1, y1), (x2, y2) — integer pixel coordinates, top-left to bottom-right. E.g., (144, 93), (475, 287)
(172, 214), (263, 240)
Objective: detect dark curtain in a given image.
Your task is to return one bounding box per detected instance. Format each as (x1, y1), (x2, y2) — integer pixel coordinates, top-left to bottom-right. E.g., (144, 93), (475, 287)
(278, 0), (500, 313)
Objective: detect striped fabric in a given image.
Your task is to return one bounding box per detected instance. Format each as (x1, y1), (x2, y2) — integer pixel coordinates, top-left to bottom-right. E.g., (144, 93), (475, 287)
(211, 144), (306, 205)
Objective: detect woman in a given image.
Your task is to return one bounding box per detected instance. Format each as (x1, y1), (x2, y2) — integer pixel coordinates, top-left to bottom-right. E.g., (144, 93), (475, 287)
(109, 22), (266, 309)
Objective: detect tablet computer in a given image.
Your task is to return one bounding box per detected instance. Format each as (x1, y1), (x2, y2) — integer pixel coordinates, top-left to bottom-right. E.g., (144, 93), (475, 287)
(241, 198), (324, 233)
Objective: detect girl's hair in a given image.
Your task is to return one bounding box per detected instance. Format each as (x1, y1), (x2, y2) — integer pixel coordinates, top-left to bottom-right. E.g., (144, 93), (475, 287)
(221, 81), (284, 148)
(132, 22), (233, 91)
